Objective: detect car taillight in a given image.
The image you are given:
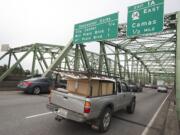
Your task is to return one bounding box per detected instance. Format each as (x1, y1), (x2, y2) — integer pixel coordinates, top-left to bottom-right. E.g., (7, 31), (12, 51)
(84, 101), (91, 113)
(23, 81), (32, 87)
(17, 82), (22, 86)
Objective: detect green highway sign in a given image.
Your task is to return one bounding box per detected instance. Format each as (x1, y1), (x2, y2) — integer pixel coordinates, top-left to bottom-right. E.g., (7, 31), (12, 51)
(73, 12), (118, 44)
(127, 0), (164, 37)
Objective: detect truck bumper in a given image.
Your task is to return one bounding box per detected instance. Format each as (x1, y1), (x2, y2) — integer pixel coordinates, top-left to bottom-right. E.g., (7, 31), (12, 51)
(47, 103), (87, 122)
(47, 103), (59, 112)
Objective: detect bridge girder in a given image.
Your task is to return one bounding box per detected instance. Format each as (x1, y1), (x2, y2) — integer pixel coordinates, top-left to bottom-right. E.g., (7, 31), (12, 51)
(0, 13), (177, 86)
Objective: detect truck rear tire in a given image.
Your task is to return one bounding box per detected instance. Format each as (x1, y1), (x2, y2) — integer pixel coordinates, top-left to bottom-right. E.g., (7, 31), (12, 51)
(127, 99), (136, 114)
(98, 108), (112, 133)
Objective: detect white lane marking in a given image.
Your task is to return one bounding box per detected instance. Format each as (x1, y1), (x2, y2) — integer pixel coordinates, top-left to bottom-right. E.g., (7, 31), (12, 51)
(141, 91), (171, 135)
(25, 112), (53, 119)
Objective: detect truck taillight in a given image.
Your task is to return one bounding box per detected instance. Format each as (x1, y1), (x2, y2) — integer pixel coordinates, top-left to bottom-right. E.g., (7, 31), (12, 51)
(84, 101), (91, 113)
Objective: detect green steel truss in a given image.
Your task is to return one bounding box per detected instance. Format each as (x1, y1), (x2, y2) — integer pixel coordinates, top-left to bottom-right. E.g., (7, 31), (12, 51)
(0, 13), (177, 85)
(43, 13), (176, 84)
(0, 12), (179, 120)
(0, 42), (122, 81)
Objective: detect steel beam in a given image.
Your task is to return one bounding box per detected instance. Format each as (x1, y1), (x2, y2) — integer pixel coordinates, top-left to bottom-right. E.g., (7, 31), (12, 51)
(125, 53), (130, 81)
(0, 46), (33, 81)
(104, 41), (151, 76)
(37, 46), (48, 69)
(139, 63), (143, 85)
(115, 48), (122, 78)
(114, 48), (117, 75)
(64, 57), (71, 70)
(43, 39), (73, 77)
(12, 53), (25, 72)
(31, 45), (36, 76)
(80, 50), (87, 71)
(176, 11), (180, 120)
(124, 53), (126, 79)
(136, 61), (139, 83)
(74, 45), (80, 70)
(134, 50), (175, 54)
(101, 43), (110, 76)
(131, 57), (134, 81)
(79, 44), (90, 71)
(143, 67), (146, 85)
(0, 52), (9, 61)
(36, 53), (45, 73)
(98, 42), (103, 74)
(50, 52), (54, 64)
(8, 51), (12, 69)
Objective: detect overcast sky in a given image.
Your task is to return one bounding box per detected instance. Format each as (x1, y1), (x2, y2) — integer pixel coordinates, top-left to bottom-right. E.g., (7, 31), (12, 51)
(0, 0), (180, 48)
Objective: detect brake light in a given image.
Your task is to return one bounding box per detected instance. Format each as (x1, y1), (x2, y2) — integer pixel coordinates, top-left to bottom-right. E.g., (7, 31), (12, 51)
(84, 101), (91, 113)
(23, 81), (32, 87)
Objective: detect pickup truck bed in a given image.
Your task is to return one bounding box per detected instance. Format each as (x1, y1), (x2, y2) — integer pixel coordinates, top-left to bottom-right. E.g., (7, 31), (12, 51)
(48, 89), (123, 122)
(47, 79), (136, 132)
(48, 90), (87, 122)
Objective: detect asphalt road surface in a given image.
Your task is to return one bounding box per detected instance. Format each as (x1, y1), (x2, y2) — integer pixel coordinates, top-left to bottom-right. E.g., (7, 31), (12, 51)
(0, 88), (168, 135)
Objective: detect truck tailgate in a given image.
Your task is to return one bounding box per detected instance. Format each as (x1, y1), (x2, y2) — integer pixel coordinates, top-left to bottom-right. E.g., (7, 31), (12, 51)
(51, 90), (86, 114)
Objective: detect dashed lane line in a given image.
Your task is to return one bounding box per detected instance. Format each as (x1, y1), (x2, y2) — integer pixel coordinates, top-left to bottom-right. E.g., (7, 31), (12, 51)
(25, 112), (52, 119)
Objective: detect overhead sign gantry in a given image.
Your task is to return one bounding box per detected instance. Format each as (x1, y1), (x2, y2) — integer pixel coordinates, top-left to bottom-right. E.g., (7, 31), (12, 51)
(127, 0), (164, 37)
(73, 12), (119, 44)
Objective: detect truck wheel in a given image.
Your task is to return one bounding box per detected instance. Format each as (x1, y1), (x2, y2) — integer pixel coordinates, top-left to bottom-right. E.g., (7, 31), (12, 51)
(127, 99), (136, 114)
(99, 108), (112, 133)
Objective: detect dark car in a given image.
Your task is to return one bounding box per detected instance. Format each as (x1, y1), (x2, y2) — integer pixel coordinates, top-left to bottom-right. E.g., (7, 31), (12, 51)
(17, 77), (53, 94)
(128, 84), (143, 92)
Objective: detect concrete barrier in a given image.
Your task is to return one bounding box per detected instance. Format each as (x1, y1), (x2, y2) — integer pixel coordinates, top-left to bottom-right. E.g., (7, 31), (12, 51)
(0, 81), (19, 91)
(0, 75), (27, 91)
(164, 92), (180, 135)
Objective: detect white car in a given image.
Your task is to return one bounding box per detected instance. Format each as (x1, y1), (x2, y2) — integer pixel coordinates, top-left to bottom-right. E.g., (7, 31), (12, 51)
(157, 86), (168, 93)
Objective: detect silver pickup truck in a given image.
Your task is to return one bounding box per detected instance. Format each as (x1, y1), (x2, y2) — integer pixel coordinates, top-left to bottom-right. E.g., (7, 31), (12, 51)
(47, 78), (136, 132)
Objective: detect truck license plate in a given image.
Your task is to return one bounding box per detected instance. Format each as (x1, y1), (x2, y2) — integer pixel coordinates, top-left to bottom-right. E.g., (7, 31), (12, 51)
(57, 108), (68, 117)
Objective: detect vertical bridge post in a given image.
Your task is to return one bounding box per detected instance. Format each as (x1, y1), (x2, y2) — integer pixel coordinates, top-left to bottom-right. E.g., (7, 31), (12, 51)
(176, 11), (180, 120)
